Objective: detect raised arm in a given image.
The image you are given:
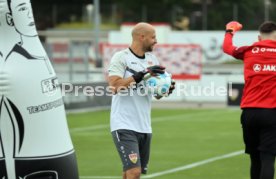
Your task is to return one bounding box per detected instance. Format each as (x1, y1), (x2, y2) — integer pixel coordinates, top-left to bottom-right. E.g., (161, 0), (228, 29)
(223, 21), (242, 55)
(223, 32), (237, 56)
(222, 21), (248, 60)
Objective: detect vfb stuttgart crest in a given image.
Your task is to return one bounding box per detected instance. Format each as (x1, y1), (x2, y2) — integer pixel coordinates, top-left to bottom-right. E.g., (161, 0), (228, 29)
(129, 153), (138, 164)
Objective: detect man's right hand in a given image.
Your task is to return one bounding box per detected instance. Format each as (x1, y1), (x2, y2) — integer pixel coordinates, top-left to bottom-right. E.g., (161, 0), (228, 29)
(132, 71), (147, 84)
(132, 65), (165, 84)
(147, 65), (165, 76)
(226, 21), (243, 34)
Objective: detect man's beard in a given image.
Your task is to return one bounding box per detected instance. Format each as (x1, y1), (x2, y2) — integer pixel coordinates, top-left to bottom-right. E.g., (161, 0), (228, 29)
(144, 45), (153, 52)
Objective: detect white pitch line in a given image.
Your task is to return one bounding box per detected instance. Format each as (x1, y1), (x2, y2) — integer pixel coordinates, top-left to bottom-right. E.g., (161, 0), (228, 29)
(70, 110), (236, 133)
(79, 150), (244, 179)
(143, 150), (244, 178)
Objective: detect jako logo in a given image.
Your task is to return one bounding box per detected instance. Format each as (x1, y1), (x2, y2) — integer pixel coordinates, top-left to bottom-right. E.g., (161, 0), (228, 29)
(263, 65), (276, 71)
(253, 64), (261, 72)
(252, 47), (259, 53)
(253, 64), (276, 72)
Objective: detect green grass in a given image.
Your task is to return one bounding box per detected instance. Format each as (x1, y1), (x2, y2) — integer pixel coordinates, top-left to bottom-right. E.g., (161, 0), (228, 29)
(67, 108), (252, 179)
(222, 61), (243, 64)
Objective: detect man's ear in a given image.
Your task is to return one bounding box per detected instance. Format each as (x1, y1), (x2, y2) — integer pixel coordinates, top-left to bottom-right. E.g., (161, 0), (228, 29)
(258, 35), (262, 41)
(140, 34), (145, 41)
(6, 12), (14, 26)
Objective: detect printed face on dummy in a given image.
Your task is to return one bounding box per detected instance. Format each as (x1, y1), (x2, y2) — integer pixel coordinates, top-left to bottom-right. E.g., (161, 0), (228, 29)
(9, 0), (37, 36)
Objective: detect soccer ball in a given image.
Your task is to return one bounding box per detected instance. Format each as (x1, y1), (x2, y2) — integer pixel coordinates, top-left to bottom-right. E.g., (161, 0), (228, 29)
(144, 71), (172, 96)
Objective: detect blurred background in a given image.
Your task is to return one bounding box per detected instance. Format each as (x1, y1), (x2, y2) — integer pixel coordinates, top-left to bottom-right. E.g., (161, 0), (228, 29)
(34, 0), (274, 31)
(31, 0), (276, 178)
(33, 0), (276, 110)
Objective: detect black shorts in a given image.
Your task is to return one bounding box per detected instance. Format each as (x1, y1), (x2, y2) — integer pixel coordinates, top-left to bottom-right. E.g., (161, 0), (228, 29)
(241, 108), (276, 155)
(111, 129), (152, 174)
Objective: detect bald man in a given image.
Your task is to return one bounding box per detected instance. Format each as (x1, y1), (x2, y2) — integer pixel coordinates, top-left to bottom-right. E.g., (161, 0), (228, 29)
(108, 22), (165, 179)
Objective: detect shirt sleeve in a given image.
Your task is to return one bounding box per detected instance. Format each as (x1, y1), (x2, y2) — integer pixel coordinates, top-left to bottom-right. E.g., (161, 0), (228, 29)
(223, 33), (236, 55)
(223, 32), (248, 60)
(108, 52), (126, 78)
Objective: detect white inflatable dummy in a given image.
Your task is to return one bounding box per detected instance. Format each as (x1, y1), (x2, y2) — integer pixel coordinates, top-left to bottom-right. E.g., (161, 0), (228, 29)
(0, 0), (79, 178)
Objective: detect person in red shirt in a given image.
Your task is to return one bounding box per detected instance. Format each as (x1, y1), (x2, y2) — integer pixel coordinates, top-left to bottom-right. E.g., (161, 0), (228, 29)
(223, 21), (276, 179)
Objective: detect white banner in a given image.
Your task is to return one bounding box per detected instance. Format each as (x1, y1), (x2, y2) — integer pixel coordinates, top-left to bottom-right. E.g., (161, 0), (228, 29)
(102, 44), (202, 80)
(109, 27), (259, 63)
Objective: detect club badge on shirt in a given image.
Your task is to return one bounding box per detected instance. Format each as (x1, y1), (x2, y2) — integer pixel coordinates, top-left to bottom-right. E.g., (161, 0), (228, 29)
(129, 153), (138, 164)
(148, 61), (153, 66)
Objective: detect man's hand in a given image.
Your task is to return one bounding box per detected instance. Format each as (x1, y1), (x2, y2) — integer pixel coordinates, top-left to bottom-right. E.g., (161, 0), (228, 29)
(226, 21), (242, 34)
(168, 80), (176, 96)
(147, 65), (165, 76)
(162, 80), (176, 97)
(132, 65), (165, 84)
(132, 71), (147, 84)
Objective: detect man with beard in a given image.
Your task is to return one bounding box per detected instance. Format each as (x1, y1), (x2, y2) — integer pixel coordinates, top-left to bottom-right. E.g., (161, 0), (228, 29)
(108, 22), (174, 179)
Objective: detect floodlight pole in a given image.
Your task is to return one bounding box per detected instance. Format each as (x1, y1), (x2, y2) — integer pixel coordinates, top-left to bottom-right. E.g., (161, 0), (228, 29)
(264, 0), (270, 21)
(93, 0), (101, 67)
(202, 0), (207, 30)
(233, 3), (238, 21)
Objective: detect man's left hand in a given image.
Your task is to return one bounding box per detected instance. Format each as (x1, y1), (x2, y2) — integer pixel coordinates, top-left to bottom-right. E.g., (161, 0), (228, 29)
(168, 80), (176, 95)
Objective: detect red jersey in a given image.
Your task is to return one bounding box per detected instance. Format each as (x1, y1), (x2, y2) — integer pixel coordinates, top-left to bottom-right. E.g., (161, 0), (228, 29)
(223, 33), (276, 108)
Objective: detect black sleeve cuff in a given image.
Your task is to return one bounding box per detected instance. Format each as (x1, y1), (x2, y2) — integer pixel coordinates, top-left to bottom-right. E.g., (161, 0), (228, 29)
(225, 29), (233, 33)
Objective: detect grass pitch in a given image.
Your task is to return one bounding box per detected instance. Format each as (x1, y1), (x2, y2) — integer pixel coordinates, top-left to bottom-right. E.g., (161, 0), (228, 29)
(67, 108), (251, 179)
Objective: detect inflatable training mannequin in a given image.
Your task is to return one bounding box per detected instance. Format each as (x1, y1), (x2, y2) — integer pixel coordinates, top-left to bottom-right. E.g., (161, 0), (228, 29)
(0, 0), (79, 178)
